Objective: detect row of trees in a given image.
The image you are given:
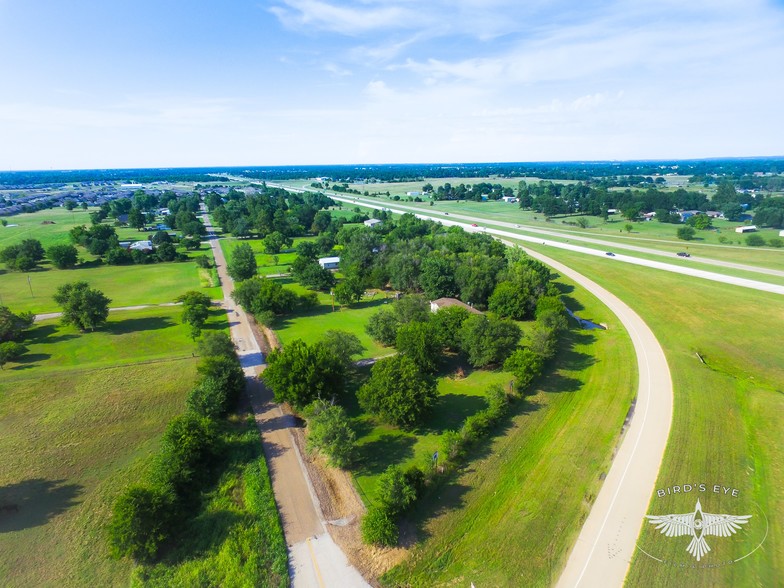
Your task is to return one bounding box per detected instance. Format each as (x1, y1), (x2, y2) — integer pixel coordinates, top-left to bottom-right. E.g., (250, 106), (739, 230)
(0, 306), (34, 368)
(108, 332), (245, 562)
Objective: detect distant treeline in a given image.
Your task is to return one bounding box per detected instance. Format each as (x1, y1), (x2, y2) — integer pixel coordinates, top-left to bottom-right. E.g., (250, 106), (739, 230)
(2, 158), (783, 189)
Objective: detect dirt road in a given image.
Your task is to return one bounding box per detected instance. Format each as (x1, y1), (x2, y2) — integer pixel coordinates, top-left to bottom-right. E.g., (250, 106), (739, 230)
(202, 209), (369, 588)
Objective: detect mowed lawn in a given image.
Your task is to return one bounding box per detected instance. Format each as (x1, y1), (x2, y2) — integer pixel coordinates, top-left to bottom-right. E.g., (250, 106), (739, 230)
(0, 207), (94, 250)
(519, 244), (783, 587)
(0, 307), (229, 587)
(384, 277), (635, 587)
(0, 261), (217, 314)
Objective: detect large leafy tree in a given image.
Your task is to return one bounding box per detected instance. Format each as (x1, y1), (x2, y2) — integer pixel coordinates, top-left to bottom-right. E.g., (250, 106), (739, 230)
(227, 242), (257, 281)
(395, 321), (440, 373)
(47, 244), (79, 269)
(176, 290), (211, 340)
(418, 255), (458, 299)
(459, 314), (521, 368)
(263, 339), (346, 408)
(0, 306), (35, 343)
(53, 281), (111, 331)
(357, 355), (437, 429)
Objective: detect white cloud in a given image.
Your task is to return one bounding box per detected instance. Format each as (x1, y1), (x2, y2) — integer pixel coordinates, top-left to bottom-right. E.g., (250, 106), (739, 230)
(269, 0), (414, 35)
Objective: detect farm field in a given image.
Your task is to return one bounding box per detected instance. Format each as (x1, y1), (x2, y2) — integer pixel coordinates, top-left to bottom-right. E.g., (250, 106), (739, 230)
(383, 274), (636, 586)
(0, 358), (201, 587)
(0, 208), (94, 249)
(516, 242), (783, 586)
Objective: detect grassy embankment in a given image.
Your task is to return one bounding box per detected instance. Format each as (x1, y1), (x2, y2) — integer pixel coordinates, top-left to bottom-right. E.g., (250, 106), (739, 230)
(517, 244), (783, 587)
(269, 261), (637, 585)
(382, 275), (635, 587)
(0, 303), (287, 587)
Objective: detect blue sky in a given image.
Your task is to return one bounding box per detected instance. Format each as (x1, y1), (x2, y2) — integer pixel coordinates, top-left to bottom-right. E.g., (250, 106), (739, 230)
(0, 0), (782, 169)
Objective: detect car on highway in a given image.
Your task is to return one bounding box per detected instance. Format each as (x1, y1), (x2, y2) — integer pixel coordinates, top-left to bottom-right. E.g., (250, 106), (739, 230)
(605, 252), (615, 256)
(471, 223), (478, 227)
(677, 252), (691, 257)
(444, 212), (449, 215)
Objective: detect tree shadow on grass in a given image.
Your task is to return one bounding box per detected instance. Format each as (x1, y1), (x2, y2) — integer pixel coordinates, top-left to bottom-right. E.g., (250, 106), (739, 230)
(0, 478), (83, 533)
(355, 434), (416, 476)
(106, 316), (174, 335)
(10, 353), (51, 370)
(160, 508), (245, 564)
(421, 394), (488, 435)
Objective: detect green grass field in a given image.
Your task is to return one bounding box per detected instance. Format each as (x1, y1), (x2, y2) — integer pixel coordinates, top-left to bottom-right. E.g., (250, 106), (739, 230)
(515, 243), (783, 587)
(383, 276), (636, 587)
(0, 360), (201, 587)
(0, 304), (234, 587)
(0, 207), (94, 250)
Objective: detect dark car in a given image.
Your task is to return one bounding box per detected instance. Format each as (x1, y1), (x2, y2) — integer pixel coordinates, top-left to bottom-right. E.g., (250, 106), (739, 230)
(444, 212), (449, 215)
(677, 252), (691, 257)
(605, 252), (615, 256)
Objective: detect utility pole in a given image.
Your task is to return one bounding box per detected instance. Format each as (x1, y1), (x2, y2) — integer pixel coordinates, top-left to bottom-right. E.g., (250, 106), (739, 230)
(27, 275), (34, 298)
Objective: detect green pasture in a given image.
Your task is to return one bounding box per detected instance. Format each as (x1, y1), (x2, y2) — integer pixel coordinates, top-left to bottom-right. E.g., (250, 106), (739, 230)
(0, 260), (220, 314)
(0, 359), (202, 587)
(272, 283), (392, 360)
(3, 305), (227, 373)
(517, 243), (783, 586)
(384, 276), (635, 587)
(0, 207), (94, 249)
(219, 235), (320, 277)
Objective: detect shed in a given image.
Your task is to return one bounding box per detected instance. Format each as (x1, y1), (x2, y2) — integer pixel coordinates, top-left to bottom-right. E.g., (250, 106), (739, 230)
(318, 256), (340, 270)
(364, 218), (382, 228)
(735, 225), (757, 233)
(430, 297), (482, 315)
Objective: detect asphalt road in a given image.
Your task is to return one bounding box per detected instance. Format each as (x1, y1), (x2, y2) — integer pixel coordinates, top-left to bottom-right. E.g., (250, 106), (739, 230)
(202, 208), (369, 588)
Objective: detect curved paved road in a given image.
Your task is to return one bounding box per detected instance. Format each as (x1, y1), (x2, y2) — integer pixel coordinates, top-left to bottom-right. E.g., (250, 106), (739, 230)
(201, 208), (369, 588)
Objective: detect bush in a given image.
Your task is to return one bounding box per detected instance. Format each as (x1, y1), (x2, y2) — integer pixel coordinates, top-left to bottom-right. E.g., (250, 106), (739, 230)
(365, 308), (399, 346)
(186, 377), (230, 418)
(361, 507), (398, 547)
(306, 400), (356, 468)
(403, 466), (426, 498)
(108, 485), (175, 562)
(47, 244), (79, 269)
(440, 429), (464, 461)
(376, 465), (417, 516)
(504, 348), (545, 391)
(194, 255), (212, 268)
(745, 234), (766, 247)
(768, 237), (783, 248)
(197, 355), (245, 409)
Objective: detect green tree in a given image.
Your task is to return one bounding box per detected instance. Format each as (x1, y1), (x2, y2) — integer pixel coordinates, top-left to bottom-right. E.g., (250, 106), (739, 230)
(296, 261), (336, 291)
(365, 308), (399, 346)
(197, 331), (235, 358)
(0, 341), (27, 369)
(624, 223), (634, 233)
(376, 465), (416, 515)
(227, 242), (257, 281)
(333, 273), (364, 306)
(127, 208), (146, 230)
(64, 199), (77, 211)
(430, 306), (470, 351)
(504, 348), (544, 392)
(677, 226), (696, 241)
(319, 330), (364, 368)
(186, 377), (230, 419)
(357, 355), (437, 429)
(107, 485), (174, 562)
(306, 400), (356, 468)
(393, 294), (430, 324)
(263, 339), (346, 408)
(263, 231), (291, 254)
(196, 355), (245, 409)
(177, 290), (211, 340)
(155, 242), (178, 262)
(459, 315), (521, 368)
(0, 306), (35, 343)
(231, 277), (298, 316)
(395, 321), (440, 373)
(47, 244), (79, 269)
(488, 281), (528, 320)
(53, 281), (111, 331)
(687, 214), (713, 230)
(418, 256), (458, 299)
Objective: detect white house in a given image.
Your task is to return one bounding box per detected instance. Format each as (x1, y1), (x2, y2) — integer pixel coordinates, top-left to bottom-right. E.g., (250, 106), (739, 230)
(501, 196), (518, 203)
(318, 256), (340, 270)
(406, 191), (421, 196)
(364, 218), (382, 228)
(735, 225), (757, 233)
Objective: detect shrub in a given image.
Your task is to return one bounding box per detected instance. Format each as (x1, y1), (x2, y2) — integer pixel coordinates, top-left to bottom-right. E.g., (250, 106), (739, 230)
(186, 377), (229, 419)
(197, 355), (245, 409)
(376, 465), (417, 516)
(361, 507), (398, 547)
(768, 237), (783, 248)
(403, 466), (426, 498)
(504, 348), (545, 391)
(440, 429), (464, 461)
(47, 244), (79, 269)
(745, 234), (766, 247)
(108, 485), (175, 562)
(306, 400), (356, 468)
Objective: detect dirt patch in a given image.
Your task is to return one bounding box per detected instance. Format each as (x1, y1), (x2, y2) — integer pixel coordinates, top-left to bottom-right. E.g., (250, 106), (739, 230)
(289, 423), (411, 585)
